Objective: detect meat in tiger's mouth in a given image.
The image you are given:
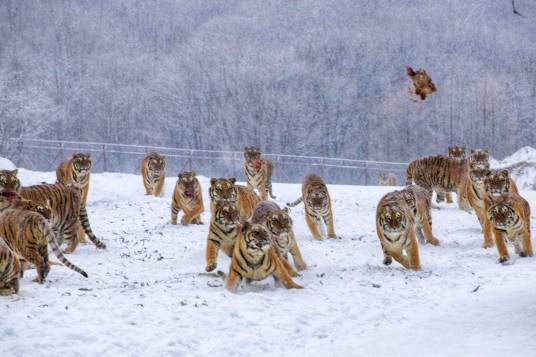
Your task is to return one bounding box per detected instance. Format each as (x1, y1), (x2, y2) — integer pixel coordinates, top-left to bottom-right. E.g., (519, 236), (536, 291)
(0, 190), (19, 203)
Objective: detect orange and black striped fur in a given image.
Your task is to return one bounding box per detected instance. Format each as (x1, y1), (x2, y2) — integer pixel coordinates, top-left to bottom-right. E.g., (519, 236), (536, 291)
(484, 169), (518, 199)
(469, 149), (490, 169)
(251, 201), (307, 275)
(399, 185), (440, 246)
(465, 164), (494, 248)
(244, 146), (276, 201)
(287, 174), (336, 240)
(208, 177), (260, 223)
(376, 191), (420, 270)
(11, 196), (52, 220)
(0, 238), (23, 295)
(56, 153), (92, 207)
(141, 152), (166, 197)
(0, 196), (88, 283)
(205, 201), (240, 272)
(171, 171), (204, 225)
(487, 192), (532, 263)
(225, 222), (303, 293)
(436, 146), (467, 204)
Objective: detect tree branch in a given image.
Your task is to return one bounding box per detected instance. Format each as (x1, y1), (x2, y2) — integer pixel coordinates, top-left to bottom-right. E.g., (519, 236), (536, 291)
(512, 0), (527, 18)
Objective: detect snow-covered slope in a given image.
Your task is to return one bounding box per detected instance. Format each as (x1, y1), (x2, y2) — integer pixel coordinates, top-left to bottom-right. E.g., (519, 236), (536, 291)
(2, 169), (536, 356)
(493, 146), (536, 190)
(0, 157), (16, 170)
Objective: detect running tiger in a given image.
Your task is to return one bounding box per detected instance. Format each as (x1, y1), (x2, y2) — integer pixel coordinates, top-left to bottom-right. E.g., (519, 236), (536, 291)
(243, 146), (276, 201)
(487, 192), (532, 263)
(225, 222), (303, 293)
(287, 174), (337, 240)
(465, 164), (494, 248)
(141, 152), (166, 197)
(251, 201), (307, 275)
(205, 201), (240, 272)
(0, 238), (23, 295)
(378, 172), (397, 186)
(171, 171), (204, 225)
(399, 185), (440, 246)
(208, 177), (259, 223)
(0, 196), (88, 282)
(376, 191), (420, 270)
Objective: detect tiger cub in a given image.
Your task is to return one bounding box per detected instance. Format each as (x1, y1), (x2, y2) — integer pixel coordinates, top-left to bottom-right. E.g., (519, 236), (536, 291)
(469, 149), (490, 169)
(484, 169), (518, 199)
(399, 185), (440, 246)
(378, 172), (397, 186)
(205, 201), (240, 272)
(251, 201), (307, 275)
(141, 152), (166, 197)
(436, 146), (467, 204)
(243, 146), (276, 201)
(0, 196), (88, 282)
(171, 171), (204, 225)
(287, 174), (337, 240)
(376, 191), (420, 270)
(208, 177), (260, 223)
(225, 222), (303, 293)
(56, 153), (92, 207)
(465, 164), (494, 248)
(0, 238), (23, 295)
(487, 192), (532, 263)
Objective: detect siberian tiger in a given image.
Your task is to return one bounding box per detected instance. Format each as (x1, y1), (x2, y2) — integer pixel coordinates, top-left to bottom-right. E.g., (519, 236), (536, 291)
(56, 153), (92, 207)
(465, 164), (494, 248)
(0, 196), (88, 282)
(484, 169), (518, 199)
(487, 192), (532, 263)
(469, 149), (490, 170)
(436, 146), (467, 204)
(287, 174), (337, 240)
(406, 156), (469, 210)
(251, 201), (307, 275)
(0, 238), (22, 295)
(208, 177), (260, 223)
(225, 222), (303, 293)
(171, 171), (204, 225)
(243, 146), (276, 201)
(378, 172), (397, 186)
(205, 201), (240, 272)
(399, 185), (440, 246)
(376, 191), (420, 270)
(12, 196), (52, 220)
(141, 152), (166, 197)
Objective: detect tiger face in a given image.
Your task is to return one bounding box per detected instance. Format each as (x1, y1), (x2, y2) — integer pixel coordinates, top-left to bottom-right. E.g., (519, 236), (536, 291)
(242, 222), (271, 252)
(147, 153), (165, 174)
(448, 146), (466, 159)
(214, 201), (240, 227)
(306, 185), (329, 211)
(177, 171), (198, 198)
(469, 166), (491, 187)
(379, 205), (408, 234)
(485, 170), (512, 198)
(470, 149), (490, 169)
(209, 178), (237, 203)
(24, 200), (52, 220)
(0, 170), (20, 202)
(72, 153), (92, 174)
(267, 207), (292, 236)
(487, 203), (517, 230)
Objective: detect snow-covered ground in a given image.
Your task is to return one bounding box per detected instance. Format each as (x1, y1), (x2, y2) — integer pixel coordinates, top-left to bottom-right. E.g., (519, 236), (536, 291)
(492, 146), (536, 190)
(2, 168), (536, 357)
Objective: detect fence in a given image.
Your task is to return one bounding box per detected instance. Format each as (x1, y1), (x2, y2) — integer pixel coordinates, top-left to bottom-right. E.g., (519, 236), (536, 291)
(6, 138), (408, 185)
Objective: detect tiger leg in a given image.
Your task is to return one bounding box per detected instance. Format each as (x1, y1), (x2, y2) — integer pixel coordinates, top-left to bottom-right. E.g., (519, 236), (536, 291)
(205, 238), (221, 272)
(143, 179), (152, 195)
(493, 229), (510, 263)
(9, 278), (19, 294)
(521, 227), (533, 257)
(171, 205), (180, 225)
(181, 205), (204, 225)
(419, 214), (440, 246)
(271, 253), (303, 289)
(193, 216), (203, 225)
(456, 185), (471, 211)
(376, 223), (393, 265)
(154, 178), (165, 197)
(482, 214), (494, 249)
(305, 214), (322, 240)
(289, 237), (307, 271)
(445, 192), (453, 204)
(225, 268), (242, 293)
(405, 231), (421, 270)
(259, 181), (268, 201)
(324, 211), (337, 239)
(62, 229), (79, 254)
(279, 254), (298, 277)
(0, 287), (15, 295)
(435, 191), (445, 204)
(76, 223), (87, 244)
(31, 252), (49, 284)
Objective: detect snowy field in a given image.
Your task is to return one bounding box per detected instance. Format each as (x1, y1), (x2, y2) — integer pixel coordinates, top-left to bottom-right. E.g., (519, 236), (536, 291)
(2, 168), (536, 357)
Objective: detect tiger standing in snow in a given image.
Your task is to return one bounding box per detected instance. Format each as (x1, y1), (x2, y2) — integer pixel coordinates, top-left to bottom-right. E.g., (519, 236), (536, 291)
(208, 177), (259, 223)
(0, 238), (23, 295)
(435, 146), (467, 204)
(171, 171), (204, 225)
(378, 172), (397, 186)
(399, 185), (440, 246)
(243, 146), (276, 201)
(287, 174), (337, 240)
(141, 152), (166, 197)
(205, 201), (241, 272)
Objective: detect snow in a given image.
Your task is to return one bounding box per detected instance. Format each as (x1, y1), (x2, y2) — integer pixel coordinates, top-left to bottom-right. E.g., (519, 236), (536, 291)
(492, 146), (536, 190)
(2, 168), (536, 356)
(0, 157), (16, 170)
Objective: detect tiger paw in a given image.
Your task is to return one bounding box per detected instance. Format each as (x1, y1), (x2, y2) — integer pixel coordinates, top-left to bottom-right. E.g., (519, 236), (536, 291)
(205, 263), (217, 272)
(482, 241), (494, 249)
(519, 251), (527, 258)
(498, 256), (510, 264)
(295, 263), (308, 271)
(428, 237), (441, 246)
(383, 256), (393, 266)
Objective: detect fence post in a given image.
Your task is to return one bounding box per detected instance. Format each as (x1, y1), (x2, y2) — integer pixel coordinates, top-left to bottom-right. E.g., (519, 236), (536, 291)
(103, 144), (108, 172)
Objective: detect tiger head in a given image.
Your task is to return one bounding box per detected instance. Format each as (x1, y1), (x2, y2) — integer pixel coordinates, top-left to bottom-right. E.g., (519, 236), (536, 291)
(379, 204), (408, 234)
(241, 221), (272, 252)
(448, 146), (466, 159)
(470, 149), (490, 169)
(487, 201), (517, 230)
(379, 172), (388, 181)
(469, 164), (491, 188)
(72, 153), (92, 174)
(214, 201), (240, 227)
(209, 178), (237, 203)
(146, 153), (165, 175)
(25, 199), (52, 220)
(267, 207), (292, 236)
(0, 169), (21, 202)
(244, 146), (262, 169)
(485, 170), (513, 198)
(177, 171), (199, 198)
(305, 184), (329, 211)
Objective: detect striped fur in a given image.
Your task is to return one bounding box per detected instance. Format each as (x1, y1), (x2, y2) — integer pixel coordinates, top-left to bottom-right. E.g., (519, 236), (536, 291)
(171, 171), (204, 225)
(208, 177), (260, 223)
(243, 146), (276, 200)
(484, 169), (518, 199)
(466, 165), (494, 248)
(0, 238), (22, 295)
(225, 222), (303, 293)
(205, 201), (240, 272)
(56, 153), (92, 207)
(12, 197), (52, 220)
(286, 174), (336, 240)
(141, 152), (166, 196)
(469, 149), (490, 170)
(436, 146), (467, 203)
(399, 185), (440, 246)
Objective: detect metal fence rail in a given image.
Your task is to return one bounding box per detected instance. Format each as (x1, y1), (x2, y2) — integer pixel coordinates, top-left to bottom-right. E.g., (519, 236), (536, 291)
(7, 138), (408, 185)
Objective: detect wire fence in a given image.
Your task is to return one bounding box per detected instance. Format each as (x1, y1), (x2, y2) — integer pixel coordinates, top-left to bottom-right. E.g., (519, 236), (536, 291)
(7, 138), (408, 185)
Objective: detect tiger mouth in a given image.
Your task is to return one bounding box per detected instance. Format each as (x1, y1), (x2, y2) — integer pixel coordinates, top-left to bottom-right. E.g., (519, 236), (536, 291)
(0, 191), (19, 203)
(184, 190), (196, 199)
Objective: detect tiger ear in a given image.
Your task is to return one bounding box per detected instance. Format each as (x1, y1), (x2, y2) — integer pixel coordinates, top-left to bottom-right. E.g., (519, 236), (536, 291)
(86, 153), (91, 159)
(283, 207), (289, 214)
(178, 173), (183, 179)
(10, 169), (18, 176)
(241, 221), (250, 233)
(484, 149), (489, 154)
(501, 170), (509, 177)
(192, 171), (196, 176)
(229, 177), (236, 184)
(210, 178), (217, 186)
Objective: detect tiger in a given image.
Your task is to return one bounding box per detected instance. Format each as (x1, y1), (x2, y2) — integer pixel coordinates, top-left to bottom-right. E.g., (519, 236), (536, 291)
(208, 177), (260, 223)
(399, 185), (440, 246)
(141, 152), (166, 197)
(378, 172), (397, 186)
(12, 196), (52, 220)
(0, 196), (88, 282)
(436, 146), (467, 204)
(243, 146), (276, 201)
(225, 221), (303, 293)
(56, 153), (92, 207)
(465, 164), (494, 248)
(287, 174), (337, 240)
(406, 155), (469, 210)
(171, 171), (204, 225)
(250, 201), (307, 275)
(376, 191), (420, 270)
(469, 149), (490, 170)
(406, 67), (437, 101)
(0, 238), (23, 295)
(484, 169), (518, 199)
(205, 201), (240, 272)
(486, 192), (532, 263)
